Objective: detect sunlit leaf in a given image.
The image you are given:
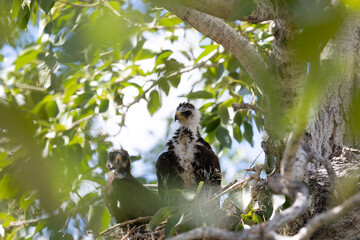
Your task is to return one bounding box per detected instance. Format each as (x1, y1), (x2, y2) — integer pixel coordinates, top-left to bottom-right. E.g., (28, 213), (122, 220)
(147, 90), (161, 116)
(147, 206), (176, 231)
(229, 188), (251, 213)
(186, 91), (214, 99)
(12, 0), (23, 19)
(156, 50), (173, 67)
(164, 213), (185, 238)
(17, 3), (30, 30)
(195, 44), (219, 63)
(88, 205), (111, 233)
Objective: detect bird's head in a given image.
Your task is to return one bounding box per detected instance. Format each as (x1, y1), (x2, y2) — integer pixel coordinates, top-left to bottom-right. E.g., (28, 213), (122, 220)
(106, 149), (131, 173)
(174, 102), (200, 129)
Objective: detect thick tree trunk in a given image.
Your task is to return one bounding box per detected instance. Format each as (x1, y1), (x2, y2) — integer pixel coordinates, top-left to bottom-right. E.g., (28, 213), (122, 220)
(305, 12), (360, 240)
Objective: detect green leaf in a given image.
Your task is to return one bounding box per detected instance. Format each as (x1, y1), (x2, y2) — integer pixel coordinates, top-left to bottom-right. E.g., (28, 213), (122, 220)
(20, 192), (35, 211)
(130, 155), (142, 161)
(265, 156), (276, 175)
(0, 174), (17, 200)
(205, 117), (220, 133)
(147, 206), (175, 231)
(164, 213), (185, 238)
(234, 112), (243, 126)
(169, 76), (181, 88)
(37, 0), (56, 14)
(233, 125), (243, 143)
(147, 90), (161, 116)
(228, 188), (251, 213)
(156, 50), (173, 67)
(88, 205), (111, 233)
(0, 54), (4, 62)
(216, 126), (232, 148)
(186, 91), (214, 99)
(195, 44), (219, 63)
(99, 99), (109, 113)
(158, 78), (170, 96)
(134, 49), (154, 61)
(218, 105), (229, 124)
(17, 3), (30, 30)
(46, 100), (59, 118)
(12, 0), (23, 19)
(243, 121), (253, 146)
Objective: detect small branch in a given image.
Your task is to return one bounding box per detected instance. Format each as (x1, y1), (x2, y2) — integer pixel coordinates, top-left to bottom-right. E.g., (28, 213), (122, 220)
(159, 0), (271, 93)
(232, 103), (265, 113)
(8, 218), (43, 228)
(275, 191), (360, 240)
(95, 216), (153, 238)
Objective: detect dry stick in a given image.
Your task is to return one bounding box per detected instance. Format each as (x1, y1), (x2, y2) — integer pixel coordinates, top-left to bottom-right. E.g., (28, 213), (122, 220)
(96, 216), (152, 238)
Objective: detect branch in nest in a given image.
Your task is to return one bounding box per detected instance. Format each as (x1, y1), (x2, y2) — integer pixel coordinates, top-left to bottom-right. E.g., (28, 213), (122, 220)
(94, 216), (152, 238)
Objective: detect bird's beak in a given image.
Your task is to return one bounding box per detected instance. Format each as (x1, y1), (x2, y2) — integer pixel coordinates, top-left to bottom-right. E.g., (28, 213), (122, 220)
(175, 112), (180, 121)
(115, 154), (121, 165)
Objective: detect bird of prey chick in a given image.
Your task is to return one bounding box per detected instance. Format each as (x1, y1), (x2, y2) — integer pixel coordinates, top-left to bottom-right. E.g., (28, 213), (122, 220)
(156, 102), (222, 205)
(105, 149), (163, 223)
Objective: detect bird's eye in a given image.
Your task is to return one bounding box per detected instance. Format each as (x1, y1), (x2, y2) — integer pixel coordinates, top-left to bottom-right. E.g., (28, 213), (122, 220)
(109, 152), (117, 161)
(182, 110), (192, 117)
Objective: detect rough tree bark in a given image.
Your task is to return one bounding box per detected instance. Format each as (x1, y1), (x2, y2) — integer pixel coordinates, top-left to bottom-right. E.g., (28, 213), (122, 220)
(151, 1), (360, 239)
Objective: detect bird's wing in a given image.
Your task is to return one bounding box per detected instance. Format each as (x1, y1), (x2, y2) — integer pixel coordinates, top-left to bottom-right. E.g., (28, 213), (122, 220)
(194, 139), (222, 187)
(105, 176), (127, 223)
(156, 151), (185, 204)
(110, 175), (163, 219)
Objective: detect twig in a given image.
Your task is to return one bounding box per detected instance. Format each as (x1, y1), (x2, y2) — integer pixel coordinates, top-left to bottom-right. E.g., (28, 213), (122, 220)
(232, 103), (265, 113)
(95, 216), (152, 238)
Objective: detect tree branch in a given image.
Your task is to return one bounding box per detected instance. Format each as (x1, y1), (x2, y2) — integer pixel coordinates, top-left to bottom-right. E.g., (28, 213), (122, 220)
(273, 191), (360, 240)
(173, 0), (283, 23)
(232, 103), (265, 113)
(159, 0), (271, 93)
